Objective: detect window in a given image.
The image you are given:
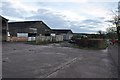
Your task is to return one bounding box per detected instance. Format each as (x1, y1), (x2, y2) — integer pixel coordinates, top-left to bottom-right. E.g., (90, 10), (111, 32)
(17, 33), (28, 37)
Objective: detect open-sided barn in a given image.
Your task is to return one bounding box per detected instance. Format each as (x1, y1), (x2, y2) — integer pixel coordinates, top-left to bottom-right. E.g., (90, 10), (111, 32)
(8, 21), (51, 42)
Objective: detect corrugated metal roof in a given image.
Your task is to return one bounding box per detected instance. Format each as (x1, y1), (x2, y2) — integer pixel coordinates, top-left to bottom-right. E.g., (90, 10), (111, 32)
(52, 29), (73, 34)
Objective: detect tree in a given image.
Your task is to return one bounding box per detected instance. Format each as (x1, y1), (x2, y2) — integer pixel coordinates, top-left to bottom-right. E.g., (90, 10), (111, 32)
(97, 30), (102, 35)
(106, 27), (117, 33)
(97, 30), (105, 39)
(106, 27), (117, 39)
(106, 2), (120, 45)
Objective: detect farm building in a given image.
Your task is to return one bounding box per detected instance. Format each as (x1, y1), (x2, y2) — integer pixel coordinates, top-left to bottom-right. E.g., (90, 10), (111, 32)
(0, 16), (9, 42)
(8, 21), (51, 42)
(51, 29), (73, 41)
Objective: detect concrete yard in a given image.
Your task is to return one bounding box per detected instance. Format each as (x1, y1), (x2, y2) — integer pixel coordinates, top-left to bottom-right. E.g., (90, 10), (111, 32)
(2, 42), (118, 78)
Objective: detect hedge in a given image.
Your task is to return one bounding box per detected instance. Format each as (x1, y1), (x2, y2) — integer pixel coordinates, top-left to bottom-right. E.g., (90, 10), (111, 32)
(74, 38), (107, 49)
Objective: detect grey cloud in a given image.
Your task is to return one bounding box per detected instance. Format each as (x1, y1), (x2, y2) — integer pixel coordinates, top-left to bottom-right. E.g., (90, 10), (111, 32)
(67, 22), (98, 33)
(67, 19), (102, 29)
(25, 8), (98, 33)
(70, 25), (97, 33)
(25, 9), (68, 29)
(37, 9), (50, 14)
(1, 1), (33, 18)
(99, 17), (105, 20)
(1, 2), (23, 18)
(82, 19), (102, 24)
(1, 2), (102, 33)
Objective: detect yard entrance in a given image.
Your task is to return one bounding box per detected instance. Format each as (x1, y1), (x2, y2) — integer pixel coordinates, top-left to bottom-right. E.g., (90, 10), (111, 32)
(2, 42), (118, 78)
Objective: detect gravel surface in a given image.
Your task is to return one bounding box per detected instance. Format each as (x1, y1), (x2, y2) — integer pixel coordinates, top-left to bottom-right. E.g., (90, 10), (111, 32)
(2, 42), (118, 78)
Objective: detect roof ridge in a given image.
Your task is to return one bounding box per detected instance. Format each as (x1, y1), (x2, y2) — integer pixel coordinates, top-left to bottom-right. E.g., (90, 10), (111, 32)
(52, 29), (71, 30)
(8, 21), (42, 23)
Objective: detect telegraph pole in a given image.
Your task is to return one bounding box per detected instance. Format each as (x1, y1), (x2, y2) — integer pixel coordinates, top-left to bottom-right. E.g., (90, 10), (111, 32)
(118, 1), (120, 45)
(118, 1), (120, 78)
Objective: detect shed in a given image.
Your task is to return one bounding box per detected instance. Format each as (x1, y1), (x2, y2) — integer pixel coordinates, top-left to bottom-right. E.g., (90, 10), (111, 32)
(51, 29), (73, 41)
(0, 16), (9, 41)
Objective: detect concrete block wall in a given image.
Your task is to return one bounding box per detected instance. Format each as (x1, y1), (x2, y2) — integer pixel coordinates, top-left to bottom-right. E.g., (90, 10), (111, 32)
(9, 37), (28, 42)
(56, 35), (63, 41)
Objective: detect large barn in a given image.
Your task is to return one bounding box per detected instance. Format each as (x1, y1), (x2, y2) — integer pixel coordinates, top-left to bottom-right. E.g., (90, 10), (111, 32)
(8, 21), (51, 42)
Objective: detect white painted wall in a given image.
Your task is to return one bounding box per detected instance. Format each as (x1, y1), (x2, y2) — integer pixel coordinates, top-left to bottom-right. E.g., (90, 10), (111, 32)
(62, 34), (73, 41)
(36, 35), (52, 42)
(17, 33), (28, 37)
(28, 37), (36, 41)
(68, 34), (73, 40)
(51, 33), (56, 37)
(56, 35), (63, 41)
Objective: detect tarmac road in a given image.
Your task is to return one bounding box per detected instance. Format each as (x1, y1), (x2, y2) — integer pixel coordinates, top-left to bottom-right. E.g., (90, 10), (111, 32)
(2, 42), (118, 78)
(108, 44), (118, 66)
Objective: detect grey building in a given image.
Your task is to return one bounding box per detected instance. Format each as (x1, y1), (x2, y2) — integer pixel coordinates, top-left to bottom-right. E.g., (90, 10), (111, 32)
(0, 16), (9, 42)
(52, 29), (73, 41)
(8, 21), (51, 41)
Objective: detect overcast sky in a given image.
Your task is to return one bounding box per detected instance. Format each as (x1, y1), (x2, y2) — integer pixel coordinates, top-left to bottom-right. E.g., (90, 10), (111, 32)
(1, 0), (119, 33)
